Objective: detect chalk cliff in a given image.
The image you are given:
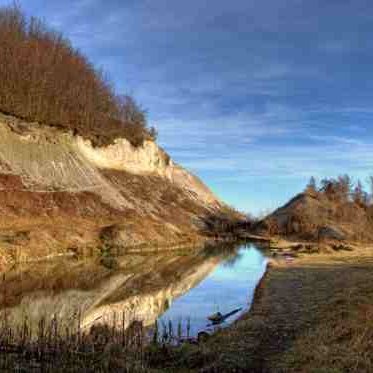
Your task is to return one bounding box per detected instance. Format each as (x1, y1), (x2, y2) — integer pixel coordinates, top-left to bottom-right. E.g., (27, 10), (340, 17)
(0, 112), (234, 267)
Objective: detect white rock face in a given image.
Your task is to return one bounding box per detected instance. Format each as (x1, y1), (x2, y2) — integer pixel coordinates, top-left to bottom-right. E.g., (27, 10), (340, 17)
(76, 137), (170, 175)
(0, 122), (130, 208)
(75, 136), (220, 206)
(0, 112), (220, 209)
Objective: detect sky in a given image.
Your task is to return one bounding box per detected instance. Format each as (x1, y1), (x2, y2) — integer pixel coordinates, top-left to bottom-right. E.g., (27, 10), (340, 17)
(4, 0), (373, 215)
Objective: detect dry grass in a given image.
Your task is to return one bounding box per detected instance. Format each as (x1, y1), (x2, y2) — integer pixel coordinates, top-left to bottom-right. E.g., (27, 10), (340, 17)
(275, 251), (373, 373)
(160, 247), (373, 372)
(0, 311), (150, 372)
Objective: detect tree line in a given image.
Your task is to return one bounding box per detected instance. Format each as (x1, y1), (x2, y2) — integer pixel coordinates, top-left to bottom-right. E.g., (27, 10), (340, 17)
(0, 5), (156, 146)
(298, 174), (373, 241)
(305, 175), (372, 208)
(261, 174), (373, 242)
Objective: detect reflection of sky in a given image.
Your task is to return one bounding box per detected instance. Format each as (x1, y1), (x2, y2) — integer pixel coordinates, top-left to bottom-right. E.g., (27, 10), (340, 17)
(158, 244), (267, 337)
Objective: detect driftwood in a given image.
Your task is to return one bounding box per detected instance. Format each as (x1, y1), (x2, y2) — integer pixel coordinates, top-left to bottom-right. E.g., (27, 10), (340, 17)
(207, 307), (242, 325)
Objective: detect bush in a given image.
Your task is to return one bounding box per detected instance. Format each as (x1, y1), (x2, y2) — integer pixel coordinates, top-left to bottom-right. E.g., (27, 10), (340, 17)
(0, 5), (155, 146)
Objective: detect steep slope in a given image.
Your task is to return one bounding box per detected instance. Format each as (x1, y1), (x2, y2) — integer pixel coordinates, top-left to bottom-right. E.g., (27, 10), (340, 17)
(0, 112), (234, 267)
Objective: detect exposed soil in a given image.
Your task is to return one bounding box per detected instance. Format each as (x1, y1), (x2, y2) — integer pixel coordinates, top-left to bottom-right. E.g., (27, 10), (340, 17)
(0, 170), (232, 269)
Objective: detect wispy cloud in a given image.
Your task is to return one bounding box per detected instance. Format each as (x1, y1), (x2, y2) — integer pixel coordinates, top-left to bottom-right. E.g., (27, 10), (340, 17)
(11, 0), (373, 213)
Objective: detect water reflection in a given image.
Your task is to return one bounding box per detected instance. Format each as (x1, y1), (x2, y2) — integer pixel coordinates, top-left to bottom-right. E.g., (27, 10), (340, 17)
(158, 244), (267, 337)
(0, 242), (267, 338)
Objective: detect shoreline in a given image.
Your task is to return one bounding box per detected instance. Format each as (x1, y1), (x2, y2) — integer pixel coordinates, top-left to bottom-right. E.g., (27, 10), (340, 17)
(176, 244), (373, 372)
(0, 238), (371, 371)
(0, 235), (233, 270)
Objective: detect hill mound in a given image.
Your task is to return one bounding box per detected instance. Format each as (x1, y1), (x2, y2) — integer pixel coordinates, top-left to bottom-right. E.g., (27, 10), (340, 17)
(255, 183), (373, 242)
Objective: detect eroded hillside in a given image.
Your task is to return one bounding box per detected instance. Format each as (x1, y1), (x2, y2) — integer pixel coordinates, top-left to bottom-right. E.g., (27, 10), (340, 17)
(0, 112), (236, 268)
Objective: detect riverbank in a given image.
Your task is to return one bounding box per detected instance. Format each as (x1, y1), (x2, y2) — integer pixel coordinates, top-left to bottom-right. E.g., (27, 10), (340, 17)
(157, 245), (373, 372)
(0, 240), (371, 372)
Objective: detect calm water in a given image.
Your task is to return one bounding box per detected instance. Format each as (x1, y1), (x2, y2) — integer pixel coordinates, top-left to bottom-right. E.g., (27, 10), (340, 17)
(0, 242), (267, 338)
(157, 243), (267, 337)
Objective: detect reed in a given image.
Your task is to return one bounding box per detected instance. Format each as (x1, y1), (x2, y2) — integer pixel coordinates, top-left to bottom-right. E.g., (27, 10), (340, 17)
(0, 304), (203, 371)
(0, 308), (148, 371)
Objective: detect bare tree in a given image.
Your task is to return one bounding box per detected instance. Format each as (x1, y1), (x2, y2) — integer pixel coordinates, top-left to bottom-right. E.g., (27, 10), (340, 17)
(0, 5), (152, 147)
(336, 174), (352, 202)
(353, 180), (368, 208)
(305, 176), (318, 195)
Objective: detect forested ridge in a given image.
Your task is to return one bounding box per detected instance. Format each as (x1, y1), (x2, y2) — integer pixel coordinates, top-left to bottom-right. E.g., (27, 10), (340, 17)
(0, 5), (155, 147)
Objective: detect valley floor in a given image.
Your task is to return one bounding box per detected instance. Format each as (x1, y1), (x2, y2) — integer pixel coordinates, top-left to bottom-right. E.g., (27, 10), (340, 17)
(163, 246), (373, 372)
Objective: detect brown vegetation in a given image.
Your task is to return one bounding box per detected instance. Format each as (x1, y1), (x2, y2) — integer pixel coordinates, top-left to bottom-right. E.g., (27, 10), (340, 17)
(0, 169), (222, 267)
(0, 5), (154, 146)
(154, 249), (373, 372)
(257, 175), (373, 242)
(0, 312), (149, 371)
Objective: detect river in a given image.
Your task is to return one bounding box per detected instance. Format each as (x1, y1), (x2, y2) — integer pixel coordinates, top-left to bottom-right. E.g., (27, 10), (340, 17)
(157, 243), (267, 338)
(0, 242), (268, 339)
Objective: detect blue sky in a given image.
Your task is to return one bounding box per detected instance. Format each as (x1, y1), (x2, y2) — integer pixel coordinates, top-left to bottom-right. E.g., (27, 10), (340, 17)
(5, 0), (373, 214)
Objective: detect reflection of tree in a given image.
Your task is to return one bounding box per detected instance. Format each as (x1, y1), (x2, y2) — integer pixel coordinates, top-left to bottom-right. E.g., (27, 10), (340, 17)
(163, 299), (170, 312)
(222, 251), (245, 268)
(202, 242), (242, 261)
(200, 241), (253, 268)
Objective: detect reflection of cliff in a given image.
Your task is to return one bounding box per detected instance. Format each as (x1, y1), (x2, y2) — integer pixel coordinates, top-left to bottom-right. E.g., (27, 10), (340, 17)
(81, 253), (223, 330)
(0, 247), (237, 332)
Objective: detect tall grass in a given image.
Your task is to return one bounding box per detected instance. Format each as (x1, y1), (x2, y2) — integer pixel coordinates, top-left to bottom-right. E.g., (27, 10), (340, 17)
(0, 267), (202, 371)
(0, 307), (205, 371)
(0, 309), (148, 371)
